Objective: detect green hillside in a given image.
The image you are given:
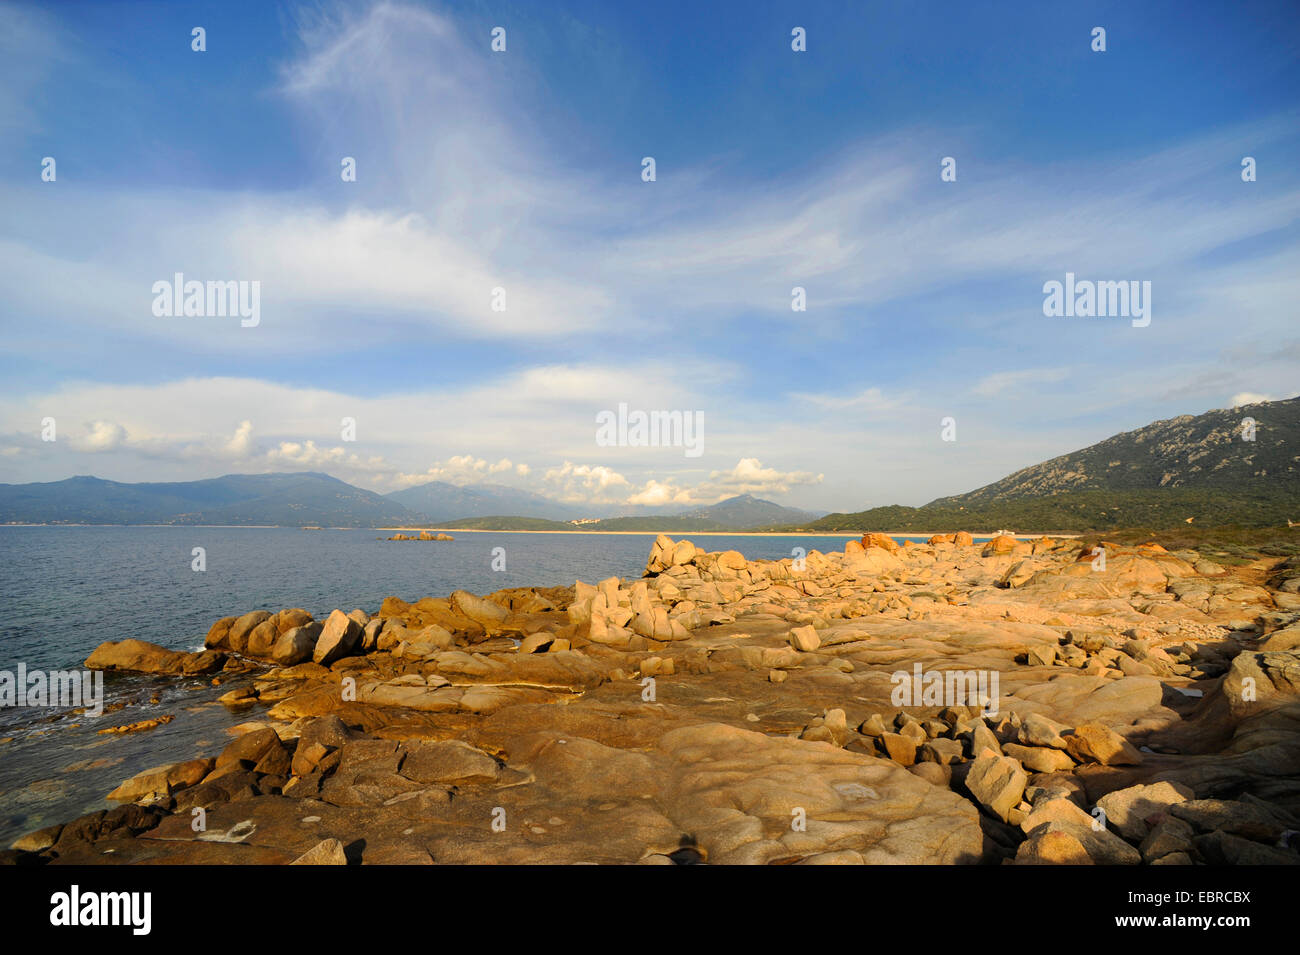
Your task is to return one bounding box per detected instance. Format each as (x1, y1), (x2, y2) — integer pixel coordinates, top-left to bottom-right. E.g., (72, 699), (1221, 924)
(788, 488), (1293, 534)
(787, 398), (1298, 533)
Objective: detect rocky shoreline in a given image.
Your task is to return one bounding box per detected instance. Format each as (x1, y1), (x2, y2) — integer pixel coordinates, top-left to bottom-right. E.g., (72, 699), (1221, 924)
(7, 533), (1300, 865)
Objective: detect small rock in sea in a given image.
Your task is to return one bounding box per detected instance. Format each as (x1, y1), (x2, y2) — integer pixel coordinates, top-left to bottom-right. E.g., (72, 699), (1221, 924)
(97, 715), (175, 735)
(218, 687), (258, 707)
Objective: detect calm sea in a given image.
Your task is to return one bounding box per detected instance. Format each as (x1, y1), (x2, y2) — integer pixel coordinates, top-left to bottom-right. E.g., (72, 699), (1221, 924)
(0, 526), (871, 843)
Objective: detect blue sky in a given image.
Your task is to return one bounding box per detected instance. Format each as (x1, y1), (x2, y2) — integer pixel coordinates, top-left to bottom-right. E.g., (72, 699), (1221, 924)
(1, 0), (1297, 513)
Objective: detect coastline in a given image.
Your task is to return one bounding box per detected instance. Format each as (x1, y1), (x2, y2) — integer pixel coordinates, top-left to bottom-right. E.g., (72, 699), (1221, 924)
(7, 531), (1294, 865)
(382, 527), (1078, 538)
(3, 523), (1077, 538)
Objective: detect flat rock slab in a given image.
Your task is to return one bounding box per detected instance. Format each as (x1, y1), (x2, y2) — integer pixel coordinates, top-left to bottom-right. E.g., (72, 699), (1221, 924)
(652, 723), (983, 864)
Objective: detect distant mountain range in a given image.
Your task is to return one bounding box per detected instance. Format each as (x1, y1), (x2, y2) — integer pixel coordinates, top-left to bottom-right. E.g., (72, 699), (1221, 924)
(0, 475), (820, 530)
(2, 398), (1293, 531)
(670, 493), (821, 528)
(0, 473), (416, 527)
(547, 494), (820, 532)
(385, 480), (580, 522)
(382, 483), (819, 529)
(794, 397), (1299, 532)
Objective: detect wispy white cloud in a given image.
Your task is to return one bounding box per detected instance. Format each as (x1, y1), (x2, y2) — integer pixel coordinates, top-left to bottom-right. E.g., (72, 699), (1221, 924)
(5, 5), (1296, 356)
(972, 368), (1069, 397)
(1, 2), (1297, 512)
(0, 5), (64, 137)
(791, 387), (906, 413)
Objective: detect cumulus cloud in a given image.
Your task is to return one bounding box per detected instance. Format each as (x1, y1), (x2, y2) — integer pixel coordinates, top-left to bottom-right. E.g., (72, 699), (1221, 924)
(621, 459), (823, 508)
(266, 440), (388, 474)
(625, 479), (695, 508)
(1228, 390), (1300, 409)
(224, 420), (255, 457)
(706, 458), (824, 495)
(391, 454), (529, 487)
(69, 420), (128, 452)
(544, 462), (633, 502)
(1230, 392), (1272, 407)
